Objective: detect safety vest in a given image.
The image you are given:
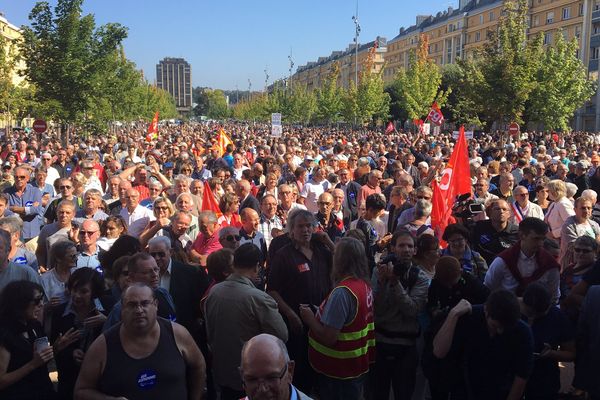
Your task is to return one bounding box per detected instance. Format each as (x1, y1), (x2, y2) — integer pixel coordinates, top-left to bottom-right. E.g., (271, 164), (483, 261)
(308, 277), (375, 379)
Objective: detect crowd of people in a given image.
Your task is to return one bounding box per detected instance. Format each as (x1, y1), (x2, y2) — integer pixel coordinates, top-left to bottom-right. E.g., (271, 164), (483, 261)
(0, 121), (599, 400)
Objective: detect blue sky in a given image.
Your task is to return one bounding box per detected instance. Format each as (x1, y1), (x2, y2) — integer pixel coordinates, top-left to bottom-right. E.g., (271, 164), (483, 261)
(3, 0), (457, 90)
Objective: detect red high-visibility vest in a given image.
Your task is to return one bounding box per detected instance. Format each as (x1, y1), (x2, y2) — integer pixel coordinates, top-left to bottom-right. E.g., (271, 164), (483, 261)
(308, 277), (375, 379)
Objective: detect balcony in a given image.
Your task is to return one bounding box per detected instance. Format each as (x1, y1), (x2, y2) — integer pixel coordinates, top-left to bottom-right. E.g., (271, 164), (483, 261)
(589, 59), (599, 71)
(593, 9), (600, 22)
(591, 34), (600, 48)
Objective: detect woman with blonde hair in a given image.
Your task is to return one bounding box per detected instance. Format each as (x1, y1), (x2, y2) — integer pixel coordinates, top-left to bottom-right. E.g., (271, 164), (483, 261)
(545, 179), (575, 240)
(139, 197), (175, 246)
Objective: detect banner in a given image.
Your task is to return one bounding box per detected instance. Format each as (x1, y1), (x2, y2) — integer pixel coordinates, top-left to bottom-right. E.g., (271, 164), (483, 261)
(145, 111), (159, 142)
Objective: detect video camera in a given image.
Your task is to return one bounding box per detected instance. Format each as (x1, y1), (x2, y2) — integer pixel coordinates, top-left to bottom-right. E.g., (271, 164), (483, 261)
(452, 193), (485, 219)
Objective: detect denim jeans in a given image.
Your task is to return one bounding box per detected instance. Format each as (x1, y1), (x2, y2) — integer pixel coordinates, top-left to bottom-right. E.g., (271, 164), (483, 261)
(318, 373), (365, 400)
(373, 342), (417, 400)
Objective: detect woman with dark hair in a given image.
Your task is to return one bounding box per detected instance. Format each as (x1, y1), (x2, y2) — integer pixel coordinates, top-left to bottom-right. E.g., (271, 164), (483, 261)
(299, 237), (374, 399)
(50, 267), (106, 399)
(98, 235), (141, 280)
(217, 192), (242, 228)
(0, 281), (56, 399)
(441, 223), (488, 281)
(413, 234), (440, 280)
(40, 241), (78, 307)
(96, 215), (128, 251)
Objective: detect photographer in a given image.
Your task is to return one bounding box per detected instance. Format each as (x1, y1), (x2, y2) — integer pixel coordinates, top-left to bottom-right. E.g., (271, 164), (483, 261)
(371, 229), (429, 400)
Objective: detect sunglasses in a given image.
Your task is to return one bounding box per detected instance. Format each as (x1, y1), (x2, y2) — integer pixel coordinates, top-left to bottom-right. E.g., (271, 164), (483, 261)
(79, 230), (98, 236)
(59, 185), (72, 190)
(15, 175), (28, 180)
(225, 235), (241, 242)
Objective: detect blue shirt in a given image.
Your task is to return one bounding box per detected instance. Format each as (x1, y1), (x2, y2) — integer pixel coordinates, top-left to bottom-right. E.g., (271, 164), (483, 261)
(4, 184), (44, 239)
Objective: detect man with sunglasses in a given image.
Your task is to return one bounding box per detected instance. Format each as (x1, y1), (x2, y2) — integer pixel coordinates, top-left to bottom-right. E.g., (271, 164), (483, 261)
(219, 227), (241, 250)
(75, 219), (103, 272)
(4, 166), (44, 242)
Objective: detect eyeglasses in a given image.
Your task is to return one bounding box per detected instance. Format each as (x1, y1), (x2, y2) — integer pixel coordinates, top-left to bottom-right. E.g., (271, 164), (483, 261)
(15, 175), (28, 180)
(32, 295), (44, 305)
(155, 206), (169, 211)
(150, 251), (167, 258)
(83, 167), (94, 170)
(243, 364), (288, 389)
(124, 300), (155, 310)
(417, 196), (432, 200)
(181, 169), (192, 172)
(225, 235), (241, 242)
(79, 230), (98, 236)
(574, 248), (593, 253)
(516, 193), (528, 197)
(42, 158), (51, 161)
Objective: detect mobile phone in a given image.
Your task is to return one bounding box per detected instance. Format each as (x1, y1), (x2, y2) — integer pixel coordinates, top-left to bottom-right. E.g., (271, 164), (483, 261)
(34, 336), (50, 353)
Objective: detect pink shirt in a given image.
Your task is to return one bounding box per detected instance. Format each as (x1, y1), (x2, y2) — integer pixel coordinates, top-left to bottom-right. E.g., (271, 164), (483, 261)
(192, 231), (222, 256)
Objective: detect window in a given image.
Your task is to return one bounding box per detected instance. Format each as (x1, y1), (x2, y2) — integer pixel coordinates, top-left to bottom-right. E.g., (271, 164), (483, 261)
(532, 15), (539, 27)
(576, 26), (582, 37)
(490, 11), (495, 21)
(476, 31), (481, 41)
(562, 7), (571, 19)
(547, 11), (554, 23)
(593, 47), (600, 60)
(544, 32), (552, 45)
(580, 3), (584, 15)
(480, 14), (484, 24)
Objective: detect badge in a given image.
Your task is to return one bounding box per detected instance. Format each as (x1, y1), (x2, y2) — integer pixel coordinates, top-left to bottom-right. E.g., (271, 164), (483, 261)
(14, 256), (27, 265)
(297, 263), (310, 273)
(25, 201), (34, 207)
(137, 369), (157, 389)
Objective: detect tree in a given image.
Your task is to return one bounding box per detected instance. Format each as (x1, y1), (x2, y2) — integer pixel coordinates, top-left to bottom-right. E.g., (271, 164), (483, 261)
(526, 31), (595, 131)
(19, 0), (128, 123)
(315, 62), (342, 124)
(388, 34), (448, 121)
(205, 89), (230, 120)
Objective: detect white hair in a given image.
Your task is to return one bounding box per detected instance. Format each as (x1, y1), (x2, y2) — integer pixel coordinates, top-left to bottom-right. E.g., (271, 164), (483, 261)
(581, 189), (598, 203)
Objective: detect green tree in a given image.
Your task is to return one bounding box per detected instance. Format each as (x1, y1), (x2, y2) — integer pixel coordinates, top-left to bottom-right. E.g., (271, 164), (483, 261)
(19, 0), (128, 123)
(315, 62), (342, 124)
(205, 89), (230, 120)
(526, 31), (595, 131)
(341, 82), (359, 123)
(388, 34), (448, 121)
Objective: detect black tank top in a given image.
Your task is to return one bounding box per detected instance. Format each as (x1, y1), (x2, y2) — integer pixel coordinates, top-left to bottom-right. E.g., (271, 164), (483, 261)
(99, 317), (187, 400)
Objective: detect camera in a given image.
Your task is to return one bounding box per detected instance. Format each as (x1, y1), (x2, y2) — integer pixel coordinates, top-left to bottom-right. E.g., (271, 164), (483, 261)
(452, 193), (484, 219)
(380, 254), (411, 276)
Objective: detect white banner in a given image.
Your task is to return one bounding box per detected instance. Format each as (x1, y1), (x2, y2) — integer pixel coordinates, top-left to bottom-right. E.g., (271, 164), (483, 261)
(452, 130), (474, 139)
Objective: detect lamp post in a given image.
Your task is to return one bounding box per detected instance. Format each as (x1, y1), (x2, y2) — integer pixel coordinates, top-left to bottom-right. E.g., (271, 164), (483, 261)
(288, 51), (294, 91)
(264, 67), (269, 92)
(352, 11), (361, 86)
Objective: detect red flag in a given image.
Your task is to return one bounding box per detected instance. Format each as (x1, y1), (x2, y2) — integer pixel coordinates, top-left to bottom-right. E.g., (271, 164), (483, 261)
(431, 126), (471, 243)
(146, 111), (159, 142)
(385, 121), (394, 134)
(427, 102), (444, 126)
(201, 181), (223, 218)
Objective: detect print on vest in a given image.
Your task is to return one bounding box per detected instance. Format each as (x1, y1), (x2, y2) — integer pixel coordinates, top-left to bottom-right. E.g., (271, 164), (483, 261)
(13, 256), (27, 265)
(137, 369), (157, 390)
(25, 201), (34, 207)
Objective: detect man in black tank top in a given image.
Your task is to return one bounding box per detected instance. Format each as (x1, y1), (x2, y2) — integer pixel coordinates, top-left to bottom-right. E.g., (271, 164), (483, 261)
(74, 283), (206, 400)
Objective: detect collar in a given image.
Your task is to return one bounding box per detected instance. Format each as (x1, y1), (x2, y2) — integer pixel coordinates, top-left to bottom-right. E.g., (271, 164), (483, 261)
(519, 250), (536, 261)
(227, 272), (256, 287)
(165, 258), (173, 275)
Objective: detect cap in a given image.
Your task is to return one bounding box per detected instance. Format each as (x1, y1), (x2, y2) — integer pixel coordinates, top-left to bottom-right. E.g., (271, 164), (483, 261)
(163, 162), (174, 169)
(2, 162), (11, 169)
(305, 155), (314, 161)
(576, 161), (590, 169)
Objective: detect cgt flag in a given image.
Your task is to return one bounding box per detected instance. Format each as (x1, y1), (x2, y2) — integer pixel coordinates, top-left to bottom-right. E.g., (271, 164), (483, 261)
(431, 126), (471, 244)
(385, 121), (395, 134)
(201, 181), (223, 218)
(427, 102), (444, 126)
(145, 111), (159, 142)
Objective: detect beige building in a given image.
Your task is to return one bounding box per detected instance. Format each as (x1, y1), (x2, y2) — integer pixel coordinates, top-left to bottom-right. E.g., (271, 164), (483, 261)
(292, 37), (387, 91)
(1, 13), (27, 129)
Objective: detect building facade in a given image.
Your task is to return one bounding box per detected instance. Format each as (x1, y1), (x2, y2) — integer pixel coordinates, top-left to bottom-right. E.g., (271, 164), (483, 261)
(1, 13), (27, 129)
(156, 57), (192, 113)
(292, 37), (387, 91)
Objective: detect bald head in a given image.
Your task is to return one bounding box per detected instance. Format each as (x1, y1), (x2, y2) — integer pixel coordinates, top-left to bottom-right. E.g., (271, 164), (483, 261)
(240, 208), (260, 234)
(241, 334), (289, 368)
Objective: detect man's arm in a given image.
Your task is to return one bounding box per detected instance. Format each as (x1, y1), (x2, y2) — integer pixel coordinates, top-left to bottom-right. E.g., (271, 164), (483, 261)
(484, 257), (505, 291)
(257, 295), (289, 342)
(172, 323), (206, 400)
(267, 290), (303, 336)
(117, 164), (137, 181)
(74, 335), (123, 400)
(433, 299), (471, 359)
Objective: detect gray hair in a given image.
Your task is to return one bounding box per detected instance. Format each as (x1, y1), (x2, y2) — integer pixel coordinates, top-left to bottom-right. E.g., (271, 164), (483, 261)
(176, 192), (194, 206)
(219, 226), (239, 240)
(50, 240), (77, 267)
(565, 182), (578, 198)
(148, 236), (171, 250)
(174, 174), (193, 185)
(415, 199), (433, 219)
(0, 216), (23, 235)
(581, 189), (598, 203)
(198, 210), (217, 224)
(287, 209), (315, 233)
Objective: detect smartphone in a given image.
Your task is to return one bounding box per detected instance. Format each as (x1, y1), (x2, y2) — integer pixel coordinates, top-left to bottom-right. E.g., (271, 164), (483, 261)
(34, 336), (50, 353)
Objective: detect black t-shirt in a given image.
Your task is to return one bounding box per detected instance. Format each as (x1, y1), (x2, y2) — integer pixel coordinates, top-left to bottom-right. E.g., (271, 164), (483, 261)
(470, 220), (519, 266)
(525, 306), (574, 398)
(450, 306), (534, 400)
(267, 241), (332, 319)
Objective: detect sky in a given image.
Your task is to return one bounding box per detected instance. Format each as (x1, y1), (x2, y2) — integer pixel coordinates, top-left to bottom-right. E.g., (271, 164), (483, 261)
(3, 0), (457, 90)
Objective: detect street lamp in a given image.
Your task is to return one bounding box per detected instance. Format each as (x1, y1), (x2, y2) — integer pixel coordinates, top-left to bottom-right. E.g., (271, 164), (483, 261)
(352, 13), (361, 86)
(248, 79), (252, 101)
(288, 52), (294, 91)
(264, 67), (269, 92)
